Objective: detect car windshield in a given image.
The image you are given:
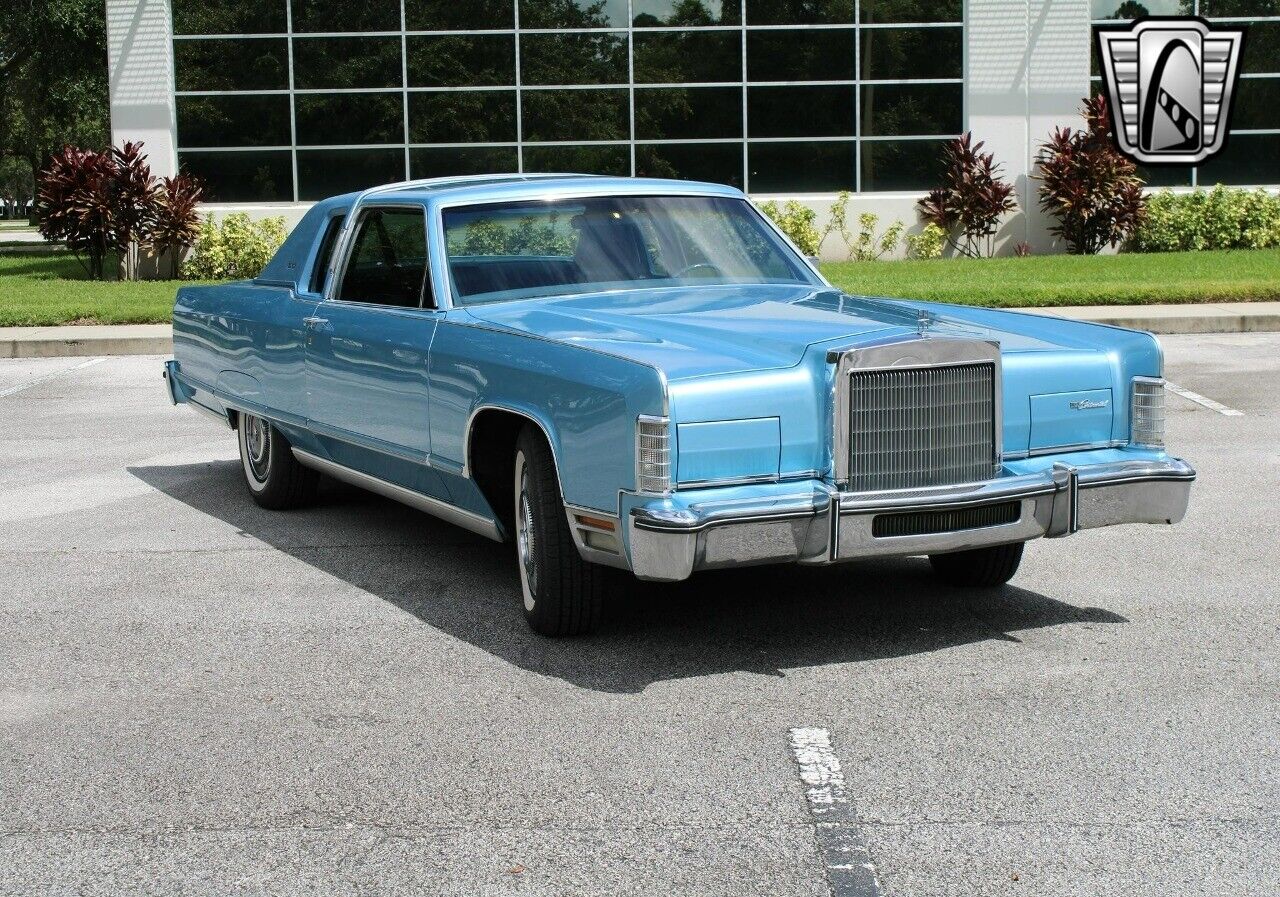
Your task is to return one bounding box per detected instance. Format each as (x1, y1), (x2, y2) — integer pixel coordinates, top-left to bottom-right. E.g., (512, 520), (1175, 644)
(442, 195), (816, 306)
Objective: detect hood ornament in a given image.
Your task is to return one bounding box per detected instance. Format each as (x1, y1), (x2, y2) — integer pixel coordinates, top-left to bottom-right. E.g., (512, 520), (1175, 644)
(917, 310), (933, 338)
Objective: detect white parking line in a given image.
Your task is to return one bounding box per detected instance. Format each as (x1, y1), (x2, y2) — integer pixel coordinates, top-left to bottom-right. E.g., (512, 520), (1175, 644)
(1164, 381), (1245, 416)
(788, 727), (882, 897)
(0, 357), (105, 398)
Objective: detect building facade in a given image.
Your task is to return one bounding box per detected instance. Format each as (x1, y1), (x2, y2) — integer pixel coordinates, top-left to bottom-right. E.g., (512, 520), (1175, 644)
(106, 0), (1280, 255)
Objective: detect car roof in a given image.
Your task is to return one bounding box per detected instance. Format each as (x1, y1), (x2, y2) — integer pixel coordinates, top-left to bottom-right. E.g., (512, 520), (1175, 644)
(320, 174), (745, 210)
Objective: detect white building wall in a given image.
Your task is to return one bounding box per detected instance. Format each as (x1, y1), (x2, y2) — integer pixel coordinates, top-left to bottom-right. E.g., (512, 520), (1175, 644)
(106, 0), (178, 179)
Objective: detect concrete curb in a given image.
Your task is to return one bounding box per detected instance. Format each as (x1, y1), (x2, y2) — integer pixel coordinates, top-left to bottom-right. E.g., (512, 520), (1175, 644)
(2, 303), (1278, 358)
(0, 325), (172, 359)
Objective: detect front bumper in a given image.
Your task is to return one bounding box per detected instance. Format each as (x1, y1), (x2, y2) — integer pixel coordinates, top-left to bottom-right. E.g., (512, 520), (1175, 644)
(626, 454), (1195, 582)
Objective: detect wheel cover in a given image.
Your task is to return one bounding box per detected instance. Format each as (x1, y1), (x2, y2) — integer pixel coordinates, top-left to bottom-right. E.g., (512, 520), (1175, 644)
(244, 415), (271, 482)
(515, 457), (539, 611)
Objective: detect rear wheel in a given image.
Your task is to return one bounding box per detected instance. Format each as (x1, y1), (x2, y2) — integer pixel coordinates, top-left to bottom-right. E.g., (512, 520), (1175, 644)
(236, 412), (319, 510)
(514, 425), (605, 636)
(929, 542), (1025, 588)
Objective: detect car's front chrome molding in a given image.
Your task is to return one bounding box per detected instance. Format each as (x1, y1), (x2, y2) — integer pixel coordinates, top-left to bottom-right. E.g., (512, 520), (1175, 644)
(624, 456), (1195, 582)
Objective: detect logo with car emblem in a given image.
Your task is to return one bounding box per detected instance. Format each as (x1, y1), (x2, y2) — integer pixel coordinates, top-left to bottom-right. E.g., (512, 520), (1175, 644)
(1070, 399), (1110, 411)
(1096, 17), (1245, 166)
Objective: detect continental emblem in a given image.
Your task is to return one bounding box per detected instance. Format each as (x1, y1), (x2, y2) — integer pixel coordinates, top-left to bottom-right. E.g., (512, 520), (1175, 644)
(1070, 399), (1110, 411)
(1096, 17), (1245, 165)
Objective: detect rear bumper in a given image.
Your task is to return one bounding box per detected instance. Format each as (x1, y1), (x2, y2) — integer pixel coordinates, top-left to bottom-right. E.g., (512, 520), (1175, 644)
(626, 455), (1195, 582)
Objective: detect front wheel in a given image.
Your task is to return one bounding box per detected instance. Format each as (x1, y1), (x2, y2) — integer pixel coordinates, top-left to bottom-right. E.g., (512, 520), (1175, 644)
(513, 426), (606, 636)
(929, 542), (1025, 588)
(236, 412), (319, 510)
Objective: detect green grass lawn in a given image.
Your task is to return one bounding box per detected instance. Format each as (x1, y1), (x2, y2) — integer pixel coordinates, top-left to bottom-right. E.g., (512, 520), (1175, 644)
(1, 246), (1278, 327)
(0, 250), (199, 326)
(823, 248), (1280, 307)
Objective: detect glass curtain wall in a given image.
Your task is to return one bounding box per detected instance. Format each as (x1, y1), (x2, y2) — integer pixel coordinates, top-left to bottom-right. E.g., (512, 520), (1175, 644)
(1091, 1), (1280, 187)
(171, 0), (963, 201)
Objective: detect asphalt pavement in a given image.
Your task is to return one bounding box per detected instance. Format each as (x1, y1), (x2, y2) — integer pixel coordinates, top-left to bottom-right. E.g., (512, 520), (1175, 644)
(1, 335), (1277, 896)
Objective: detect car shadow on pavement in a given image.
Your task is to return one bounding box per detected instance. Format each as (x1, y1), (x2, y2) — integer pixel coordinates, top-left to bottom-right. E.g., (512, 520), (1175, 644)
(131, 460), (1128, 694)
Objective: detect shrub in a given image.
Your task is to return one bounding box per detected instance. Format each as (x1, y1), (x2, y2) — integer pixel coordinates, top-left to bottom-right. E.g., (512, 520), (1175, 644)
(109, 142), (159, 281)
(904, 223), (946, 260)
(917, 133), (1017, 258)
(1036, 95), (1145, 255)
(821, 193), (904, 260)
(36, 146), (118, 279)
(757, 199), (822, 256)
(184, 213), (287, 280)
(1130, 186), (1280, 252)
(149, 174), (205, 279)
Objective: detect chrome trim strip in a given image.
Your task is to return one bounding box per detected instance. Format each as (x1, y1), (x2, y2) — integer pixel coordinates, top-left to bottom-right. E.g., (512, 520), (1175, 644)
(292, 448), (502, 542)
(677, 473), (782, 489)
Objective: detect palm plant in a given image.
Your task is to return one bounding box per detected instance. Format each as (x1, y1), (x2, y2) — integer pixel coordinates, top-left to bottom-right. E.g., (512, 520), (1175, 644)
(917, 133), (1018, 258)
(36, 146), (117, 280)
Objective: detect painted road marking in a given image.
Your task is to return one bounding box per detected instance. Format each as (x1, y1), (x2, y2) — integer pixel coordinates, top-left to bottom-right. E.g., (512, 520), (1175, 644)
(788, 727), (882, 897)
(0, 357), (105, 398)
(1164, 381), (1245, 416)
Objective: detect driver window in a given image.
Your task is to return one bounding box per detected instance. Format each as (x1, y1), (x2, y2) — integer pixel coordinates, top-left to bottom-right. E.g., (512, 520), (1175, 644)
(337, 207), (430, 308)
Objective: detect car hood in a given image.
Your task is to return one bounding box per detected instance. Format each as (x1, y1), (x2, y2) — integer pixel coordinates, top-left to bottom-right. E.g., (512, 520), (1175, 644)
(462, 284), (1112, 381)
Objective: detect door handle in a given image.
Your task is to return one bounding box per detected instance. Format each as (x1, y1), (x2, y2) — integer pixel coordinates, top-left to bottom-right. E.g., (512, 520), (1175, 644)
(303, 316), (328, 328)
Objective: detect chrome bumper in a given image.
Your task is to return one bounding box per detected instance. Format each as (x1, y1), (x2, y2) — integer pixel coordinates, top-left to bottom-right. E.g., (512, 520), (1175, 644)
(626, 457), (1195, 582)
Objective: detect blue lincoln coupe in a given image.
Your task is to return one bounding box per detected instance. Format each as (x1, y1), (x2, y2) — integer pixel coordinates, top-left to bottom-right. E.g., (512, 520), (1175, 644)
(165, 175), (1194, 635)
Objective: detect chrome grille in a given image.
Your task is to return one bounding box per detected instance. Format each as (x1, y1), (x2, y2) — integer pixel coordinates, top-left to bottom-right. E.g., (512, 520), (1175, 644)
(847, 362), (998, 492)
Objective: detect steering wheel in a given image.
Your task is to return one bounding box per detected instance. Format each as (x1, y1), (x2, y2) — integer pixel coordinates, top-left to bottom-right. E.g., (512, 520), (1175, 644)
(673, 262), (724, 279)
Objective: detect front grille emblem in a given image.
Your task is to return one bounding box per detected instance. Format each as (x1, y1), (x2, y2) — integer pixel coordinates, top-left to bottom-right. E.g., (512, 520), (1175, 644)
(1096, 17), (1245, 166)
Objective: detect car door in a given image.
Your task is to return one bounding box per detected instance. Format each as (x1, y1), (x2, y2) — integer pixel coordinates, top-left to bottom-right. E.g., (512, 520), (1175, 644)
(304, 203), (447, 496)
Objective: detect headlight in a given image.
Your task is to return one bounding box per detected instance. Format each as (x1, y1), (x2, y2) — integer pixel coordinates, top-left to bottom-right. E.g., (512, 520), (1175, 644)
(635, 415), (671, 494)
(1131, 377), (1166, 448)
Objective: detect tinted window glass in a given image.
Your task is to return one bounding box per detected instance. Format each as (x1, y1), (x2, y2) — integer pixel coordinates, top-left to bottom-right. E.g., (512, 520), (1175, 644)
(310, 215), (346, 294)
(1192, 1), (1271, 16)
(860, 27), (963, 80)
(410, 146), (520, 179)
(292, 0), (400, 32)
(860, 138), (948, 191)
(747, 29), (855, 82)
(1232, 78), (1280, 131)
(861, 0), (962, 23)
(410, 91), (517, 143)
(292, 36), (403, 89)
(178, 151), (293, 202)
(633, 31), (742, 84)
(339, 208), (430, 308)
(444, 196), (809, 305)
(297, 149), (406, 200)
(295, 93), (404, 146)
(860, 83), (963, 136)
(405, 0), (514, 29)
(748, 141), (856, 191)
(174, 39), (288, 91)
(522, 144), (630, 175)
(520, 0), (628, 29)
(633, 0), (740, 26)
(635, 87), (743, 140)
(1091, 0), (1182, 16)
(172, 0), (285, 34)
(520, 33), (628, 85)
(177, 95), (291, 148)
(636, 143), (744, 187)
(744, 0), (853, 25)
(1240, 22), (1280, 75)
(521, 90), (630, 141)
(748, 86), (855, 138)
(1197, 134), (1280, 186)
(406, 35), (516, 87)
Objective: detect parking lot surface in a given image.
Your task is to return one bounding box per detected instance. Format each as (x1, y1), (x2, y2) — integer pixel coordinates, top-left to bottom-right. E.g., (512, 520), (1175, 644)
(1, 334), (1277, 896)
